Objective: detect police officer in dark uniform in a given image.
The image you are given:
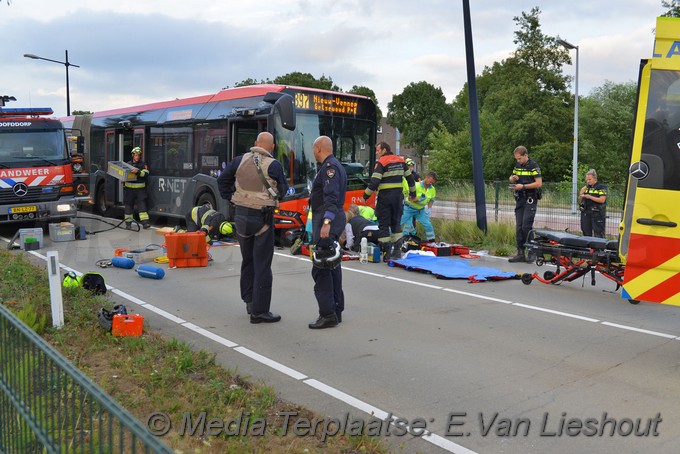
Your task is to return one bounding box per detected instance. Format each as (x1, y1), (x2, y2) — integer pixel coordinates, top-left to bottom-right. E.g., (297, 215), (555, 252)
(123, 147), (151, 229)
(508, 145), (542, 262)
(218, 132), (288, 323)
(309, 135), (347, 329)
(579, 169), (607, 238)
(363, 142), (416, 261)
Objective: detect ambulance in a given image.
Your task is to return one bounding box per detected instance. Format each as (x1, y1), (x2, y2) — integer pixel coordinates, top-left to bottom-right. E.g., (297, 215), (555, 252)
(620, 17), (680, 305)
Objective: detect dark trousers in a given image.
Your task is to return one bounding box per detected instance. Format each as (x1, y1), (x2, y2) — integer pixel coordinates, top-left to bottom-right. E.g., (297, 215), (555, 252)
(311, 265), (344, 318)
(581, 209), (606, 238)
(515, 197), (537, 253)
(123, 188), (147, 217)
(235, 206), (274, 315)
(311, 218), (345, 319)
(375, 190), (404, 241)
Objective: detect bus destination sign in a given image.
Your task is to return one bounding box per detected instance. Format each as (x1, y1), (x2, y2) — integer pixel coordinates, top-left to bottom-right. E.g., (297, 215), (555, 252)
(294, 92), (359, 115)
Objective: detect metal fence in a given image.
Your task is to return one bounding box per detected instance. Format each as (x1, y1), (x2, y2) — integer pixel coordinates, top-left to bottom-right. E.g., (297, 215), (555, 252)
(431, 180), (623, 238)
(0, 303), (173, 454)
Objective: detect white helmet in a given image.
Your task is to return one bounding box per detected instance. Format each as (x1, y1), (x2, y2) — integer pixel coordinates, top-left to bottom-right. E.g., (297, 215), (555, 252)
(312, 238), (342, 269)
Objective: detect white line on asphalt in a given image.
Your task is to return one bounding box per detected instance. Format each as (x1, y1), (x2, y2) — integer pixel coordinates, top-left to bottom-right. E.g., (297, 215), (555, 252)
(512, 303), (601, 322)
(600, 322), (678, 339)
(234, 346), (308, 380)
(442, 287), (513, 304)
(182, 322), (239, 348)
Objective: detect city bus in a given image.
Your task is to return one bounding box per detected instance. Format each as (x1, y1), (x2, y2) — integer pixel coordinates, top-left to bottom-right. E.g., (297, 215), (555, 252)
(63, 85), (377, 244)
(620, 17), (680, 305)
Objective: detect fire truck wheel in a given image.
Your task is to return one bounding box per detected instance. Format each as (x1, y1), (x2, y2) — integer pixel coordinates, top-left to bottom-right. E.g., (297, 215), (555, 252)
(521, 273), (533, 285)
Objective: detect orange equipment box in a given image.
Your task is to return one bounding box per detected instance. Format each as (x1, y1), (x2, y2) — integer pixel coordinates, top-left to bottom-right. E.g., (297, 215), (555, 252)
(165, 231), (208, 268)
(111, 314), (144, 337)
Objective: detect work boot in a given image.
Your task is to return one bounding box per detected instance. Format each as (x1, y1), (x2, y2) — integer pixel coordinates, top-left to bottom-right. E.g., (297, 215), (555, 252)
(381, 242), (393, 262)
(308, 313), (339, 329)
(508, 253), (526, 263)
(250, 312), (281, 324)
(142, 221), (150, 230)
(125, 222), (132, 230)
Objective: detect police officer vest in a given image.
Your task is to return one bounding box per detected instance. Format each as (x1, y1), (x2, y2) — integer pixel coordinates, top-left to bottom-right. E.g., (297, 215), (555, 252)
(583, 182), (607, 211)
(231, 148), (279, 209)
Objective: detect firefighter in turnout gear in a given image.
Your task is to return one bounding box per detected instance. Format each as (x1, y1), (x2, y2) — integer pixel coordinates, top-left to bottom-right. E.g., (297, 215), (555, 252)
(123, 147), (151, 229)
(508, 145), (542, 262)
(217, 132), (288, 323)
(579, 169), (607, 238)
(363, 142), (416, 261)
(183, 204), (234, 245)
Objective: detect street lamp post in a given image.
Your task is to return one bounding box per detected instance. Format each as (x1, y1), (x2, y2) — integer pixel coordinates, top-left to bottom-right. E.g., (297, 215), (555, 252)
(556, 37), (579, 214)
(23, 50), (80, 116)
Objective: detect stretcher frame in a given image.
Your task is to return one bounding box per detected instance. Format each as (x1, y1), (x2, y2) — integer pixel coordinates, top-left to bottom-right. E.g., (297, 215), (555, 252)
(520, 230), (636, 303)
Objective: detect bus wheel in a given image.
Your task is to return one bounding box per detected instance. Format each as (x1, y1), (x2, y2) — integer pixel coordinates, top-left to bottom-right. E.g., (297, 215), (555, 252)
(628, 299), (640, 305)
(196, 192), (216, 209)
(95, 184), (109, 215)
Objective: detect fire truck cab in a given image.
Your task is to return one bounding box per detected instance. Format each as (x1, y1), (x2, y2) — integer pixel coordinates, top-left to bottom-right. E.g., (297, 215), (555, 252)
(0, 105), (83, 224)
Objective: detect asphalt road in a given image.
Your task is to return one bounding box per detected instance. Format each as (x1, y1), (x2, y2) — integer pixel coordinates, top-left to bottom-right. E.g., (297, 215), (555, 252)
(4, 214), (680, 454)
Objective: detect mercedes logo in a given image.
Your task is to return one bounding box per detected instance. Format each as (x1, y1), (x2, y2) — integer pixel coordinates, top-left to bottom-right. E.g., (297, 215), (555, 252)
(13, 182), (29, 197)
(629, 161), (649, 180)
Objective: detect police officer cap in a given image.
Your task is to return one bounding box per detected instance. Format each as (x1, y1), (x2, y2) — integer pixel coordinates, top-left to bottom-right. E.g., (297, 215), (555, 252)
(131, 147), (142, 155)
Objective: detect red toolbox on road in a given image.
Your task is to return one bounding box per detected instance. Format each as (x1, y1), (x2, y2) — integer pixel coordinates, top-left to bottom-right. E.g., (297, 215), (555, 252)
(165, 232), (209, 268)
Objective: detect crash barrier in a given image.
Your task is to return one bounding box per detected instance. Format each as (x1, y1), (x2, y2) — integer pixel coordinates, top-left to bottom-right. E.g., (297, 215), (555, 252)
(0, 303), (173, 453)
(519, 230), (634, 303)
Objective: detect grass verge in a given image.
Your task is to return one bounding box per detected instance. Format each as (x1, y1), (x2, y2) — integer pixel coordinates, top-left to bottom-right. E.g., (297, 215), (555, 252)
(0, 249), (392, 454)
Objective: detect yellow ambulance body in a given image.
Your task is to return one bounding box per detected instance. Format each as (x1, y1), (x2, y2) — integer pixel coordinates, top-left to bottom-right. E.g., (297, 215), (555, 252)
(620, 17), (680, 305)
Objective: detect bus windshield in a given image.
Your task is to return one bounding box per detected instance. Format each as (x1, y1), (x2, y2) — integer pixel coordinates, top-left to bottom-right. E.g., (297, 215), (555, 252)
(273, 113), (374, 197)
(0, 130), (67, 165)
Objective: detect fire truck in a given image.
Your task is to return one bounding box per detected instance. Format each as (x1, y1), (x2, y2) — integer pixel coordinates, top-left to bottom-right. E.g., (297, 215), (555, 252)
(0, 102), (83, 224)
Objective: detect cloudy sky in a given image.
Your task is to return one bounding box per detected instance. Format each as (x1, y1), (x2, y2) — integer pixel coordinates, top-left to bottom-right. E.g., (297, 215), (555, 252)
(0, 0), (665, 118)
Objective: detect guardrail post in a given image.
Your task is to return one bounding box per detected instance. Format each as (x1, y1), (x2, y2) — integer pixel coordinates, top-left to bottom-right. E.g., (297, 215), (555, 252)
(47, 251), (64, 328)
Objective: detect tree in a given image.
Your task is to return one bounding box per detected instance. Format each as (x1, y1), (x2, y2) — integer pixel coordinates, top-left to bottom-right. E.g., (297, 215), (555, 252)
(386, 81), (453, 157)
(578, 81), (637, 185)
(273, 72), (340, 91)
(347, 85), (382, 123)
(448, 7), (573, 181)
(71, 110), (92, 115)
(662, 0), (680, 17)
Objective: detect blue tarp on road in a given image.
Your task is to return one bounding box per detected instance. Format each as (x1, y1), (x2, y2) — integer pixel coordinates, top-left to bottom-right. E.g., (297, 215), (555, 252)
(390, 254), (518, 282)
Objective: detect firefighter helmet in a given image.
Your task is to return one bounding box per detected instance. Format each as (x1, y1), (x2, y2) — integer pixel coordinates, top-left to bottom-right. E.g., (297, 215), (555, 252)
(97, 304), (128, 332)
(219, 221), (233, 236)
(312, 238), (342, 269)
(131, 147), (142, 155)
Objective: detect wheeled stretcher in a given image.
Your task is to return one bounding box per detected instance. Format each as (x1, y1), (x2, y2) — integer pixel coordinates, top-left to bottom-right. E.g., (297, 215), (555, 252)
(520, 229), (628, 294)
